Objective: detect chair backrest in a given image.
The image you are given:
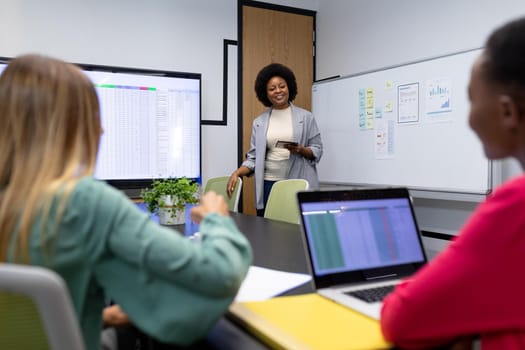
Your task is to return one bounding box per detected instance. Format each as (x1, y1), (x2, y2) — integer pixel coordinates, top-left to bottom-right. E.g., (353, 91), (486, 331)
(204, 176), (242, 212)
(0, 263), (85, 350)
(264, 179), (309, 224)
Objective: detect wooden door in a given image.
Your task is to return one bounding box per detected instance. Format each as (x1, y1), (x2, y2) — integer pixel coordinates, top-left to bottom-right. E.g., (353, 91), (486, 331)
(240, 1), (315, 215)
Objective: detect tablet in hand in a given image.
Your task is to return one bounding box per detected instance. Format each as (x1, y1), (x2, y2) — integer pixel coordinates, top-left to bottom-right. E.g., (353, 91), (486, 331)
(275, 140), (298, 148)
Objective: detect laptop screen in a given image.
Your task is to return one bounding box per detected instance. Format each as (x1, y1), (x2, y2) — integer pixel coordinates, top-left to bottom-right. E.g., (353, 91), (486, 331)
(298, 188), (427, 286)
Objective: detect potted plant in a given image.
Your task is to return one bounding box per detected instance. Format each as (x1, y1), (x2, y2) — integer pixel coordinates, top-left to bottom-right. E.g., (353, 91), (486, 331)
(140, 177), (199, 225)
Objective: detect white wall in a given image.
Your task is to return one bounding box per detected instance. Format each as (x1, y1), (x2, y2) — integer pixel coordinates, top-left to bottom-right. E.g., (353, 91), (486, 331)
(316, 0), (525, 80)
(0, 0), (238, 187)
(314, 0), (525, 256)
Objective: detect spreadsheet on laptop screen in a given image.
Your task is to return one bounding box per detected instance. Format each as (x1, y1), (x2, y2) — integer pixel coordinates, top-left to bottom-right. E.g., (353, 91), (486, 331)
(300, 198), (425, 276)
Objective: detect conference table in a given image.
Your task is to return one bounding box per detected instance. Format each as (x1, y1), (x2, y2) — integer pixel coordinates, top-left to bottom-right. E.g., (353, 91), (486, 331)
(162, 212), (314, 350)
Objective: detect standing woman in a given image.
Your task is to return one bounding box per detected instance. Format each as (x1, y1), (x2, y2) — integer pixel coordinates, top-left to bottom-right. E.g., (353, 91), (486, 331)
(227, 63), (323, 216)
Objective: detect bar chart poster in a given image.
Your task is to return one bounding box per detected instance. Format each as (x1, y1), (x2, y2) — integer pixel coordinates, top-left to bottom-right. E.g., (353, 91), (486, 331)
(426, 77), (452, 116)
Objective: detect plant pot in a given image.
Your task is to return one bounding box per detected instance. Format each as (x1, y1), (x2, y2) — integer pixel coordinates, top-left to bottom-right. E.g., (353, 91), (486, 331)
(158, 207), (185, 225)
(157, 195), (185, 225)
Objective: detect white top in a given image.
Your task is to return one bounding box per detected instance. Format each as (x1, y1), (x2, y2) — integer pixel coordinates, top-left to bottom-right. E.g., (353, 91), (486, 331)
(265, 107), (292, 180)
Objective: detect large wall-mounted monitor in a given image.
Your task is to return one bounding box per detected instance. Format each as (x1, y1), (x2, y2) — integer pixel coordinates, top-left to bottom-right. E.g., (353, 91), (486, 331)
(0, 58), (202, 191)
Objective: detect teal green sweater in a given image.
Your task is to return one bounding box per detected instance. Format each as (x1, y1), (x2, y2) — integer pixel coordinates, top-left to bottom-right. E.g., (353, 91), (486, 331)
(17, 177), (252, 350)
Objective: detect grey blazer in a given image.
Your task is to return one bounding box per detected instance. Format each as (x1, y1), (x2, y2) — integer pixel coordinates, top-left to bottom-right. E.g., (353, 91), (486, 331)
(241, 103), (323, 210)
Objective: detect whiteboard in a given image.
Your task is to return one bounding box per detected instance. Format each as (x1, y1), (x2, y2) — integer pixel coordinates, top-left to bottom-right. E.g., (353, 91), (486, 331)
(312, 48), (492, 194)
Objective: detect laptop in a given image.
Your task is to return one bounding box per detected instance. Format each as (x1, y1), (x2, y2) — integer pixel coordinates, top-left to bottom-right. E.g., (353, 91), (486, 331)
(297, 187), (427, 320)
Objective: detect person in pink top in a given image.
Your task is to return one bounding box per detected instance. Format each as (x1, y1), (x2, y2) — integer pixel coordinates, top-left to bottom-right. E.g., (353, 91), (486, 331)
(381, 17), (525, 350)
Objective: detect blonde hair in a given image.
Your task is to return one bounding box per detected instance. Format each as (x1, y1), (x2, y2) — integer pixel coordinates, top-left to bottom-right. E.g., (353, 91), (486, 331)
(0, 54), (101, 261)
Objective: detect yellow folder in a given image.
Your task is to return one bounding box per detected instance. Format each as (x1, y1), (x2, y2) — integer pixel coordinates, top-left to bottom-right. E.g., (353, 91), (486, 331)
(229, 293), (391, 350)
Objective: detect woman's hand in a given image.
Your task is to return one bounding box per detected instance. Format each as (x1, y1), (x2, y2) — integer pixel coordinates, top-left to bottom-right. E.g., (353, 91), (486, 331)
(103, 305), (130, 326)
(286, 143), (303, 155)
(226, 173), (239, 199)
(286, 144), (313, 159)
(190, 191), (229, 224)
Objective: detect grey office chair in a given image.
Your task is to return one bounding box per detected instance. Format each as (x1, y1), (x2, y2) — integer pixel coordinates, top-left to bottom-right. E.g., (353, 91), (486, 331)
(0, 263), (85, 350)
(204, 176), (242, 212)
(264, 179), (309, 224)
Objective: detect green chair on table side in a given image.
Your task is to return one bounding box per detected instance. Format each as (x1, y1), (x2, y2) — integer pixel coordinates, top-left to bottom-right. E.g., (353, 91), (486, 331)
(204, 176), (243, 212)
(0, 263), (85, 350)
(264, 179), (309, 224)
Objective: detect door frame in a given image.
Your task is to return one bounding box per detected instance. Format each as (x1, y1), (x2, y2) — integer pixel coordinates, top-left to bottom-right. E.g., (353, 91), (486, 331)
(237, 0), (316, 213)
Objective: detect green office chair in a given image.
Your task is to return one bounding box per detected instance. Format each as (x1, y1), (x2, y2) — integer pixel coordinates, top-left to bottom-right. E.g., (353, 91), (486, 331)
(204, 176), (242, 212)
(0, 263), (85, 350)
(264, 179), (309, 224)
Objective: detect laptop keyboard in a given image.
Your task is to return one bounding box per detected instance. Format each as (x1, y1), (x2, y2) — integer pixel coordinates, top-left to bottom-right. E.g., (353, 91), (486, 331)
(344, 285), (395, 303)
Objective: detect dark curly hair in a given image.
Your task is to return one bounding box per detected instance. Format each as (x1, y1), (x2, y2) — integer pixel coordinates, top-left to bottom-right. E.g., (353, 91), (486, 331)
(482, 17), (525, 109)
(254, 63), (298, 107)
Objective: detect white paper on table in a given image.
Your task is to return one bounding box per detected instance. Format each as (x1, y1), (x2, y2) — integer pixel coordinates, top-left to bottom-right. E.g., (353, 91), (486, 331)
(234, 265), (312, 302)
